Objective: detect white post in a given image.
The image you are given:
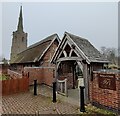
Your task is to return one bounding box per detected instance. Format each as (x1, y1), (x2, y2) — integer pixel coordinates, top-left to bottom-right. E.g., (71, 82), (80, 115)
(65, 78), (68, 96)
(61, 83), (63, 92)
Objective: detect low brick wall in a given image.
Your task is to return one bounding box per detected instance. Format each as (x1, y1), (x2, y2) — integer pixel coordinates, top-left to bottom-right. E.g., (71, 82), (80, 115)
(24, 67), (55, 86)
(8, 69), (22, 78)
(90, 71), (120, 114)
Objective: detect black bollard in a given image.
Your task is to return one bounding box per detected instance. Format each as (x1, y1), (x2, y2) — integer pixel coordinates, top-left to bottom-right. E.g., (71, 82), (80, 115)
(34, 80), (37, 95)
(52, 82), (56, 103)
(80, 86), (85, 112)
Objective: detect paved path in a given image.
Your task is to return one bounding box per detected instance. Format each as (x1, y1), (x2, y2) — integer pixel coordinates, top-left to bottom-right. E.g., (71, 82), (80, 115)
(2, 85), (80, 115)
(31, 84), (80, 107)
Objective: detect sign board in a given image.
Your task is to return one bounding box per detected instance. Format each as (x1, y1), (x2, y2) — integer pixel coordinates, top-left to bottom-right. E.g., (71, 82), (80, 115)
(98, 74), (116, 90)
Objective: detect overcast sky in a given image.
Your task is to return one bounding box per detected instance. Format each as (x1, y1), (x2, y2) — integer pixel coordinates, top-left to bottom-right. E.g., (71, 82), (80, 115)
(1, 2), (118, 60)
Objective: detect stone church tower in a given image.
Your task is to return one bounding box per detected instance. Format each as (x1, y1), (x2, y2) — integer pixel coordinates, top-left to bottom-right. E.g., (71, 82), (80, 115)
(10, 6), (27, 63)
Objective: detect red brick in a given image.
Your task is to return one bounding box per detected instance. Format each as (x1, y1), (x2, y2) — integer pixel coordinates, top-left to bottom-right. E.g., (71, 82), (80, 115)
(90, 72), (120, 111)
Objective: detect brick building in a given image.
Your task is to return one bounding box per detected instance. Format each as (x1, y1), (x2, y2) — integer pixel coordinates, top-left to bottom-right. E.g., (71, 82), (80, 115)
(11, 34), (60, 85)
(10, 6), (60, 86)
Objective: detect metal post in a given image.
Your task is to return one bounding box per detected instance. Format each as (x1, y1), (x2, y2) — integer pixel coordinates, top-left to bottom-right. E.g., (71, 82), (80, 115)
(80, 86), (85, 112)
(34, 80), (37, 95)
(53, 82), (56, 103)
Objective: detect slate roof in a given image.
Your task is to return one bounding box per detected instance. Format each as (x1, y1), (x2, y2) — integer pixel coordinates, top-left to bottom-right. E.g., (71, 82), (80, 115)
(12, 34), (59, 64)
(66, 32), (109, 63)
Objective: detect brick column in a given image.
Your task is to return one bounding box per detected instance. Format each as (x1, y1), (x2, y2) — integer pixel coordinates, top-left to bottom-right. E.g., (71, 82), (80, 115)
(90, 71), (120, 114)
(118, 74), (120, 114)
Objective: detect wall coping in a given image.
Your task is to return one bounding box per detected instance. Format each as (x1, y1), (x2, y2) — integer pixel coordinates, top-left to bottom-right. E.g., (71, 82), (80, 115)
(24, 67), (55, 69)
(8, 69), (22, 75)
(93, 70), (120, 80)
(93, 69), (120, 74)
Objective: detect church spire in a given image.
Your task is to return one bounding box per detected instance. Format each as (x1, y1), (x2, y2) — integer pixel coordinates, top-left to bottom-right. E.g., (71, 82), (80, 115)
(17, 6), (23, 32)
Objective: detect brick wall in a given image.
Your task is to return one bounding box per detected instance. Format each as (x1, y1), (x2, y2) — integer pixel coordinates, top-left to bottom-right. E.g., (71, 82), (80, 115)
(24, 67), (55, 86)
(90, 71), (120, 114)
(8, 69), (22, 78)
(41, 40), (58, 67)
(23, 41), (57, 86)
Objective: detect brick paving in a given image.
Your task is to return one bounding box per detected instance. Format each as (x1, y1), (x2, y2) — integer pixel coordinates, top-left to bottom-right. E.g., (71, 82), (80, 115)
(2, 85), (80, 115)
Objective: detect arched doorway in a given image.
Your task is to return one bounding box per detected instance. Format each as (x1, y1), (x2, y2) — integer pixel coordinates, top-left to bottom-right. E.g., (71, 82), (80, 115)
(56, 60), (85, 105)
(57, 60), (83, 89)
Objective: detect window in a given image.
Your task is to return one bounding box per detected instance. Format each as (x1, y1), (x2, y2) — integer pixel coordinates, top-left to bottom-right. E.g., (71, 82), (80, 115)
(22, 37), (24, 42)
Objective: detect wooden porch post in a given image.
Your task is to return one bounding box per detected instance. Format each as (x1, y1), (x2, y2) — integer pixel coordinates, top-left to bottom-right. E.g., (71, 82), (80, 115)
(83, 62), (89, 103)
(55, 63), (57, 81)
(72, 64), (75, 89)
(55, 62), (60, 92)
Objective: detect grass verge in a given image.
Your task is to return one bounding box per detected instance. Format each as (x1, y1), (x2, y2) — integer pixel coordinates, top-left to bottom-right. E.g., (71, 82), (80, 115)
(78, 104), (116, 115)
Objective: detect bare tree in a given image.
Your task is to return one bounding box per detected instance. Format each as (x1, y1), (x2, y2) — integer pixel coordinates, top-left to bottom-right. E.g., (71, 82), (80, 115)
(100, 46), (117, 65)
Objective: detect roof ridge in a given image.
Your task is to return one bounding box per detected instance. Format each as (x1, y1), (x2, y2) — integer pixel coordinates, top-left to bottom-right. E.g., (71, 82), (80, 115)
(28, 33), (57, 49)
(65, 31), (87, 41)
(65, 31), (109, 63)
(18, 33), (57, 54)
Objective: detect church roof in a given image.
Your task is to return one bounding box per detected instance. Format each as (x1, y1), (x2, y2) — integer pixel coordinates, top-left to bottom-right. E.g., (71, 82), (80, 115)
(12, 34), (60, 64)
(66, 32), (109, 63)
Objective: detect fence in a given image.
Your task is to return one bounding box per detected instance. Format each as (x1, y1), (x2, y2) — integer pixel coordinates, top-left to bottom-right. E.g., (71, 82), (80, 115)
(57, 78), (68, 96)
(2, 76), (29, 96)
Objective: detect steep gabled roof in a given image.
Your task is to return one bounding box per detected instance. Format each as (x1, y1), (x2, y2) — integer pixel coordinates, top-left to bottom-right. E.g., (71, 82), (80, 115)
(12, 33), (60, 64)
(66, 32), (109, 63)
(51, 32), (109, 63)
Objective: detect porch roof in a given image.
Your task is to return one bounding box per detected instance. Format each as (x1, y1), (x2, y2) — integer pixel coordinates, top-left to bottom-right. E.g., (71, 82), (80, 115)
(51, 32), (109, 64)
(67, 32), (109, 63)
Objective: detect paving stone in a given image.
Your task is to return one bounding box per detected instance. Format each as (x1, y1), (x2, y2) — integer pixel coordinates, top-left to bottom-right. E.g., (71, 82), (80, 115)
(2, 85), (80, 115)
